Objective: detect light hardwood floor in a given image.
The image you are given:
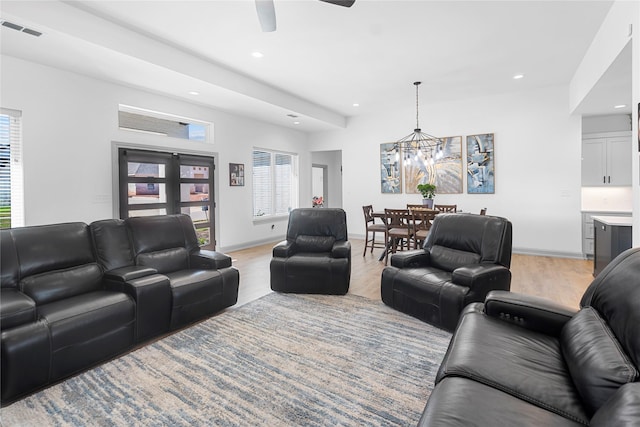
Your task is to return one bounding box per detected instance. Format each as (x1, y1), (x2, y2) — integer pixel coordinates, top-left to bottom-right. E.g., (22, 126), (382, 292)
(228, 238), (594, 310)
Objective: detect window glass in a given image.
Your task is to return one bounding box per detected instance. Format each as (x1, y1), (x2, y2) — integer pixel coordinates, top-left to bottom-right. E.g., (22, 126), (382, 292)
(180, 165), (209, 179)
(0, 109), (23, 228)
(118, 105), (212, 143)
(127, 183), (167, 204)
(252, 149), (298, 218)
(128, 162), (165, 178)
(128, 208), (167, 217)
(180, 183), (209, 202)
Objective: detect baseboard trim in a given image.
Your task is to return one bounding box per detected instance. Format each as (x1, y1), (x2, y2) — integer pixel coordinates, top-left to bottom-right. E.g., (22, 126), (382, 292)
(512, 247), (586, 260)
(220, 236), (285, 254)
(222, 236), (586, 261)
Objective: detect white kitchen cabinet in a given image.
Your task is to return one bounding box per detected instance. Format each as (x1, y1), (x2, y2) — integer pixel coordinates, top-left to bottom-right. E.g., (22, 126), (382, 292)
(581, 133), (632, 186)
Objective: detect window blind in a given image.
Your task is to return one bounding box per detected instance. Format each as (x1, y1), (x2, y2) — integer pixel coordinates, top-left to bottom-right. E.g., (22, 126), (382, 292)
(0, 108), (24, 228)
(252, 149), (298, 218)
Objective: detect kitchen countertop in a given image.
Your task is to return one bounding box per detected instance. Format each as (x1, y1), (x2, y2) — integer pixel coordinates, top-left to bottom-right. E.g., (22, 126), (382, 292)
(591, 216), (633, 227)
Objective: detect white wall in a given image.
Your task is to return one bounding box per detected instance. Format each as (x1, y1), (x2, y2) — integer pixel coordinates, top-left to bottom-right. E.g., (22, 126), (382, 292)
(0, 55), (311, 251)
(582, 114), (632, 134)
(571, 0), (640, 246)
(309, 85), (584, 257)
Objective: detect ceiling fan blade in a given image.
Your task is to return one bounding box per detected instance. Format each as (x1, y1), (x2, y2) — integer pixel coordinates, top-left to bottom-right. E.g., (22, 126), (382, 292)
(319, 0), (355, 7)
(255, 0), (276, 32)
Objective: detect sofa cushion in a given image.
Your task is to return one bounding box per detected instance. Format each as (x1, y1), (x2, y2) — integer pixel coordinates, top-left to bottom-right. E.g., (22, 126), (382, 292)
(429, 245), (481, 272)
(0, 229), (18, 289)
(165, 269), (224, 329)
(295, 235), (335, 253)
(590, 382), (640, 427)
(126, 214), (199, 255)
(436, 310), (589, 424)
(137, 247), (189, 274)
(580, 247), (640, 368)
(419, 377), (584, 427)
(38, 290), (135, 378)
(90, 219), (135, 271)
(0, 289), (36, 330)
(20, 263), (103, 305)
(561, 307), (638, 415)
(11, 222), (95, 279)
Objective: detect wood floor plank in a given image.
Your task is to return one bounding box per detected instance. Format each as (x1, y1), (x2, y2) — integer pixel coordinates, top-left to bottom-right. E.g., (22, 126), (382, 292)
(228, 238), (594, 310)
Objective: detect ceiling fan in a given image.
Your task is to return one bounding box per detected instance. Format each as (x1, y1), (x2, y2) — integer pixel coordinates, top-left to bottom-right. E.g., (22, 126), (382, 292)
(255, 0), (355, 32)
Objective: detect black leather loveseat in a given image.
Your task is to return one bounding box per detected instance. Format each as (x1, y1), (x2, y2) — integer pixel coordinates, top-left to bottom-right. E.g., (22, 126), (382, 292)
(419, 247), (640, 426)
(1, 214), (239, 405)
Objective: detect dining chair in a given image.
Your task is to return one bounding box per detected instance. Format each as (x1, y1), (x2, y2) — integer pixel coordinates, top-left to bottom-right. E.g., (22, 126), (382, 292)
(362, 205), (387, 256)
(406, 203), (427, 211)
(411, 208), (439, 249)
(384, 208), (413, 265)
(434, 204), (457, 213)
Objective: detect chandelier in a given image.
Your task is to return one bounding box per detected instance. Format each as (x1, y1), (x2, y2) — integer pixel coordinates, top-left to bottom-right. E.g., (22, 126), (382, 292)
(389, 81), (444, 166)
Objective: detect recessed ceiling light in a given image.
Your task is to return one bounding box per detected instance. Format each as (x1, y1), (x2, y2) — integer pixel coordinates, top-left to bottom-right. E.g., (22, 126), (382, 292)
(188, 91), (200, 96)
(293, 121), (300, 125)
(513, 74), (524, 80)
(353, 103), (360, 107)
(614, 104), (627, 109)
(252, 51), (264, 58)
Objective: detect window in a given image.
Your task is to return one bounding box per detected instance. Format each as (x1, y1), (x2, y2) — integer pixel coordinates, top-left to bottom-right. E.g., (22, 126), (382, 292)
(118, 148), (216, 248)
(0, 108), (24, 228)
(252, 149), (298, 218)
(118, 105), (211, 143)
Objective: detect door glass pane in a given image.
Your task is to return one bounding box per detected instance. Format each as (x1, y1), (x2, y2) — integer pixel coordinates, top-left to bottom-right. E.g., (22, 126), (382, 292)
(180, 183), (209, 202)
(128, 162), (165, 178)
(180, 165), (209, 179)
(180, 206), (209, 225)
(128, 183), (167, 204)
(195, 227), (210, 246)
(128, 208), (167, 217)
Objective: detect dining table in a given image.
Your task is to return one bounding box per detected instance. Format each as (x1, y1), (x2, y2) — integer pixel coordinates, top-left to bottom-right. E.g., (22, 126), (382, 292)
(372, 208), (440, 262)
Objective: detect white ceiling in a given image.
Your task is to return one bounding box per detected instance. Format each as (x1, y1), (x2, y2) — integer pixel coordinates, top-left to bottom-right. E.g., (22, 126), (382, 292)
(0, 0), (631, 132)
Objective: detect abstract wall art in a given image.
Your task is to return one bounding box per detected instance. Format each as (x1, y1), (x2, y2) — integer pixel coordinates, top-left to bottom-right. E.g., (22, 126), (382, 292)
(380, 143), (402, 194)
(466, 133), (495, 194)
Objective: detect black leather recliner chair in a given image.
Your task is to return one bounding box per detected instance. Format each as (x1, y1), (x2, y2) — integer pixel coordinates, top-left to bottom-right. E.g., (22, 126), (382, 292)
(381, 213), (512, 331)
(270, 208), (351, 294)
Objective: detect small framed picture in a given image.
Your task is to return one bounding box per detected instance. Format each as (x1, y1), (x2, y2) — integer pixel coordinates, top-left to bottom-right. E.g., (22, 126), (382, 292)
(229, 163), (244, 186)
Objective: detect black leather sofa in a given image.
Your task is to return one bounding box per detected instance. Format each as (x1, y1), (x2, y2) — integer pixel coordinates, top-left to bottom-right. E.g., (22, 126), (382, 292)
(381, 213), (512, 331)
(419, 247), (640, 426)
(271, 208), (351, 294)
(0, 214), (239, 405)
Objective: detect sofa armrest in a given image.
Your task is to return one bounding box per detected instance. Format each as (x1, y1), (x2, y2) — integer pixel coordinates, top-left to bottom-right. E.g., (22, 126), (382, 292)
(190, 249), (232, 269)
(331, 241), (351, 258)
(104, 266), (158, 282)
(273, 240), (295, 258)
(390, 249), (430, 268)
(104, 273), (172, 342)
(484, 290), (577, 336)
(452, 264), (511, 302)
(0, 289), (36, 331)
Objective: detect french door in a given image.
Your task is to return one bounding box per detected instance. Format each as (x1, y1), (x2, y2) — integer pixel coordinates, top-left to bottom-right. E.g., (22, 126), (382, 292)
(118, 148), (216, 249)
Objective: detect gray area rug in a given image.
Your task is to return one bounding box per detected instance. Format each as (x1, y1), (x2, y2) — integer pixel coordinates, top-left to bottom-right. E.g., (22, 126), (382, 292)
(1, 293), (451, 426)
